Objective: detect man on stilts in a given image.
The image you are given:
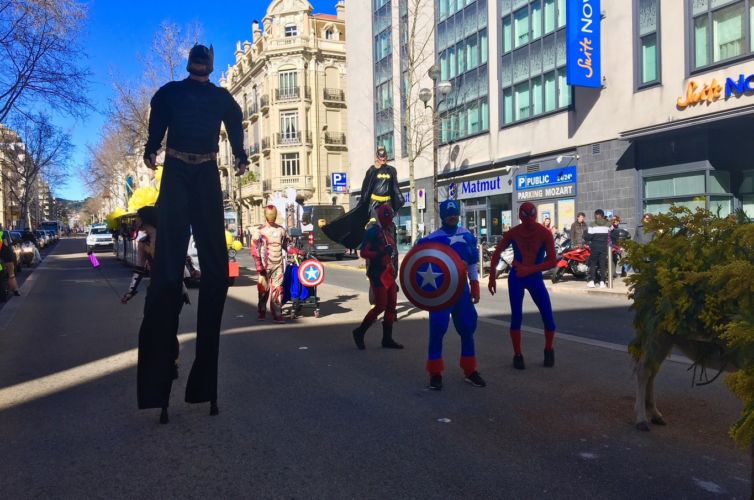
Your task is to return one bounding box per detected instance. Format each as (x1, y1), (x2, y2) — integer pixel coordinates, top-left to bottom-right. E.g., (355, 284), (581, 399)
(488, 202), (557, 369)
(138, 44), (248, 423)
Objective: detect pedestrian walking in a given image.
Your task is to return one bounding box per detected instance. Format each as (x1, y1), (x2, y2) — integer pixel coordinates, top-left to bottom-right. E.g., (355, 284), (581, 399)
(137, 43), (249, 424)
(570, 212), (587, 247)
(583, 209), (610, 288)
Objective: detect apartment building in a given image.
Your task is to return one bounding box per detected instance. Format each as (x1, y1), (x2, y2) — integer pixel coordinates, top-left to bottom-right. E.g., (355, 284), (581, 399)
(348, 0), (754, 242)
(220, 0), (349, 229)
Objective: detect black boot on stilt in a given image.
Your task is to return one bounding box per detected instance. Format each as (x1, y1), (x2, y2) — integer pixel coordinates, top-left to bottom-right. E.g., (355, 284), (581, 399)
(381, 322), (403, 349)
(159, 407), (169, 424)
(210, 400), (219, 416)
(352, 320), (372, 350)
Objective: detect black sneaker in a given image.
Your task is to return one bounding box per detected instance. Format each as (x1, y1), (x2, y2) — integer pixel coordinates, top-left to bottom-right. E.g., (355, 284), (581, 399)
(464, 371), (486, 387)
(544, 348), (555, 368)
(513, 354), (526, 370)
(428, 375), (443, 390)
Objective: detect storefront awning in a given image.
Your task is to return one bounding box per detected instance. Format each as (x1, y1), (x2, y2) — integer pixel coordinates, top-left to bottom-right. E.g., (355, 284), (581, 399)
(620, 104), (754, 140)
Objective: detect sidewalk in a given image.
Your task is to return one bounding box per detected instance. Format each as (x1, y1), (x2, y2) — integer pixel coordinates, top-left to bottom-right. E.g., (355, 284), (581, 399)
(323, 256), (631, 299)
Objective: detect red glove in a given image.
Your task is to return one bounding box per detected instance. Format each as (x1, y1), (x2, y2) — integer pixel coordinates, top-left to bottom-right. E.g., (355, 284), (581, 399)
(470, 280), (480, 303)
(488, 276), (497, 295)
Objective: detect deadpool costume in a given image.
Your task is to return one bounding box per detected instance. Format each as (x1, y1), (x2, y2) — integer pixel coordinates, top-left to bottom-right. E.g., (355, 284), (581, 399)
(351, 205), (403, 350)
(489, 202), (557, 369)
(322, 147), (403, 250)
(137, 44), (249, 424)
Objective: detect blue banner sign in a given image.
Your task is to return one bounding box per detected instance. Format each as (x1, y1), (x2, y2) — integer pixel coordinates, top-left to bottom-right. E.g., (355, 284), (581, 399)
(566, 0), (601, 89)
(516, 166), (577, 190)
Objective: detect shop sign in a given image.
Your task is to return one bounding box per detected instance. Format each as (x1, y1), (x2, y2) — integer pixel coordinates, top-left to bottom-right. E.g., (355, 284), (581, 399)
(515, 166), (577, 202)
(457, 175), (508, 200)
(566, 0), (602, 89)
(677, 73), (754, 109)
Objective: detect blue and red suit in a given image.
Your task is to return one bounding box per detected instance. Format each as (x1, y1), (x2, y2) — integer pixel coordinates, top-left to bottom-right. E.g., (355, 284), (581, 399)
(419, 201), (482, 379)
(489, 202), (557, 368)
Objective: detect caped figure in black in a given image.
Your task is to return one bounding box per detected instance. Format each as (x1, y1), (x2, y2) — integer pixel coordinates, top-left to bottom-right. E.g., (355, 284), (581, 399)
(138, 44), (249, 424)
(322, 146), (403, 249)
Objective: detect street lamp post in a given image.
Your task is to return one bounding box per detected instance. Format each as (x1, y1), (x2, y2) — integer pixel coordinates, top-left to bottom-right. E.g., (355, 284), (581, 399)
(419, 65), (452, 231)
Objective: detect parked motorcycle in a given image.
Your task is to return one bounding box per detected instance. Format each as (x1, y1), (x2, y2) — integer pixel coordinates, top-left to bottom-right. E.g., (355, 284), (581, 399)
(551, 243), (592, 283)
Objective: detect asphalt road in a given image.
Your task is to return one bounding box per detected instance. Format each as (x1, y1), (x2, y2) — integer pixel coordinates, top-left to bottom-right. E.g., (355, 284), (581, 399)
(0, 239), (750, 498)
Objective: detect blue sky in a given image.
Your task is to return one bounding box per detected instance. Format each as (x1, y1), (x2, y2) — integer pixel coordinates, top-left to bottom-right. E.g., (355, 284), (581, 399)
(56, 0), (337, 201)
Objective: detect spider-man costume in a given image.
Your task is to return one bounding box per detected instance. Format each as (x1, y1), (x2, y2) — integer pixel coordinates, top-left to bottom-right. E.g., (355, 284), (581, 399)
(419, 200), (485, 390)
(352, 204), (403, 350)
(489, 202), (557, 369)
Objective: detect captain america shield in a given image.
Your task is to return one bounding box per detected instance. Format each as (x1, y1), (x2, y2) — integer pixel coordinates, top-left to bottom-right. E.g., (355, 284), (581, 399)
(298, 259), (325, 287)
(399, 242), (467, 312)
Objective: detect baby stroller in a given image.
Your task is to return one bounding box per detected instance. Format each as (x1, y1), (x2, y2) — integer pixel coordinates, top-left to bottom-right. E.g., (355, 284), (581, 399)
(283, 241), (322, 319)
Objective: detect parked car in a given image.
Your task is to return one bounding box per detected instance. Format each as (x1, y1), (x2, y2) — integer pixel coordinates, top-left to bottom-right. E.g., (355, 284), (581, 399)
(297, 204), (347, 259)
(86, 224), (113, 252)
(34, 230), (48, 248)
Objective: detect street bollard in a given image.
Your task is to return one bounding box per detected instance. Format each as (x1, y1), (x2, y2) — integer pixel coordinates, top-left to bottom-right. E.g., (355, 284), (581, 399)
(608, 243), (613, 289)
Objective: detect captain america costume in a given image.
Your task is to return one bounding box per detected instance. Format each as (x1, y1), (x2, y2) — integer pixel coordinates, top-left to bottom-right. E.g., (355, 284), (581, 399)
(418, 200), (484, 389)
(489, 202), (557, 369)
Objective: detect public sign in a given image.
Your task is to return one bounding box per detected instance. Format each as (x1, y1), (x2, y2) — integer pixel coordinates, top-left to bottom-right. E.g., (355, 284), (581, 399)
(298, 259), (325, 287)
(399, 242), (467, 312)
(515, 166), (578, 202)
(676, 73), (754, 109)
(448, 182), (457, 199)
(331, 172), (348, 193)
(417, 188), (426, 210)
(566, 0), (601, 88)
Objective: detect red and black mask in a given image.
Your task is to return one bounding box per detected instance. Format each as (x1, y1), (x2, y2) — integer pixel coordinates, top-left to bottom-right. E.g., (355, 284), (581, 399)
(519, 202), (538, 227)
(376, 204), (394, 227)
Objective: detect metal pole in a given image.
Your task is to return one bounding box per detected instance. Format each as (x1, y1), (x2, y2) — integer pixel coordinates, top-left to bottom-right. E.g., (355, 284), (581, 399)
(431, 90), (439, 232)
(608, 242), (613, 289)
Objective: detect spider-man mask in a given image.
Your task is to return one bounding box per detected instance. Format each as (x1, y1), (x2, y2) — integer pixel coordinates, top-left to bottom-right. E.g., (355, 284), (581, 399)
(519, 202), (538, 227)
(376, 204), (394, 226)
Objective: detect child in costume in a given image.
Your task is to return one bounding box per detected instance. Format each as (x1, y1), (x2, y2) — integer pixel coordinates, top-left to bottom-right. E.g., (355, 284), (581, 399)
(488, 202), (557, 369)
(419, 200), (484, 390)
(351, 204), (403, 350)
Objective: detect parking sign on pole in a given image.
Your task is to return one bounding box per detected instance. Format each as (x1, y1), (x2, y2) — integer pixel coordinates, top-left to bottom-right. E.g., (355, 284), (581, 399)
(331, 172), (348, 193)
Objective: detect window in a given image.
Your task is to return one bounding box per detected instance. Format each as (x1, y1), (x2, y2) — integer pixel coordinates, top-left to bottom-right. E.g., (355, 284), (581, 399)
(643, 169), (734, 216)
(374, 0), (394, 156)
(282, 153), (300, 177)
(325, 29), (335, 40)
(636, 0), (660, 87)
(437, 0), (490, 143)
(280, 112), (299, 142)
(691, 0), (754, 71)
(742, 170), (754, 218)
(279, 71), (298, 98)
(285, 24), (298, 37)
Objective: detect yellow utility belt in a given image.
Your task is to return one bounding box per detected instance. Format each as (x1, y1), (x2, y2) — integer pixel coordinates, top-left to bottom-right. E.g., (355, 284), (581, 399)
(371, 194), (390, 202)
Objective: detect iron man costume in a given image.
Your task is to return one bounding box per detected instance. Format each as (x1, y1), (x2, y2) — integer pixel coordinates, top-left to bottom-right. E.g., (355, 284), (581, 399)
(251, 205), (289, 323)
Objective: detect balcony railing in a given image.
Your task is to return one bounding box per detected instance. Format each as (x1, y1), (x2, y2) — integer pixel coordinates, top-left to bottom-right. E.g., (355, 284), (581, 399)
(275, 131), (312, 146)
(248, 144), (260, 156)
(262, 179), (272, 192)
(260, 95), (270, 111)
(275, 175), (314, 191)
(261, 137), (271, 151)
(248, 104), (259, 119)
(275, 86), (299, 101)
(324, 131), (347, 146)
(240, 180), (262, 199)
(323, 88), (345, 102)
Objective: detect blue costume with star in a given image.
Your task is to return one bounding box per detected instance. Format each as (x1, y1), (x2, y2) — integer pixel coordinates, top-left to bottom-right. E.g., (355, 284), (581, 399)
(418, 200), (481, 378)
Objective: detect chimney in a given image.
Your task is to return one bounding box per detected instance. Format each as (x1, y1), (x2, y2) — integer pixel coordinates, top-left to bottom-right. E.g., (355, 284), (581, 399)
(336, 0), (345, 20)
(252, 20), (261, 41)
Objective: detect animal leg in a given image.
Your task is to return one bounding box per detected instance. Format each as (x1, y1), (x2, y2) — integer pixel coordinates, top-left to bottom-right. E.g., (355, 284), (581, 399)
(646, 340), (672, 426)
(634, 359), (651, 432)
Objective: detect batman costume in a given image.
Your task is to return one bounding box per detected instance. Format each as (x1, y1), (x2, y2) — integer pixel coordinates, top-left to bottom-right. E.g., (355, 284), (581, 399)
(322, 148), (404, 249)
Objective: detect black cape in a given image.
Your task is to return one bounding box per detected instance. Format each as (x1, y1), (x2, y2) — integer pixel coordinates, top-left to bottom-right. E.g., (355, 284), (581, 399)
(322, 164), (403, 249)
